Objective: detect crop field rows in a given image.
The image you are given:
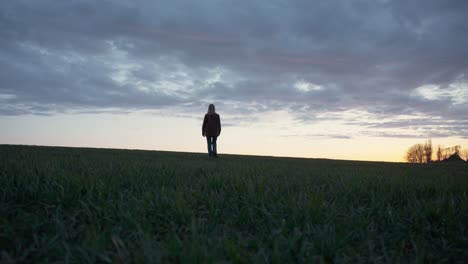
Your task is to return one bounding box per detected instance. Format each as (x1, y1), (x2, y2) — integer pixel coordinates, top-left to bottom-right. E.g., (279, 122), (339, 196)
(0, 145), (467, 263)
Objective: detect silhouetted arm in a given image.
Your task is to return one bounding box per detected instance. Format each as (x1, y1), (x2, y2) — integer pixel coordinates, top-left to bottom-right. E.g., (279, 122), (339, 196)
(202, 115), (207, 136)
(217, 114), (221, 136)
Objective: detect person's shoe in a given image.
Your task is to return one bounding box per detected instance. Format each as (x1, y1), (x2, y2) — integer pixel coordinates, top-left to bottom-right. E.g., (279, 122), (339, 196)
(213, 153), (217, 158)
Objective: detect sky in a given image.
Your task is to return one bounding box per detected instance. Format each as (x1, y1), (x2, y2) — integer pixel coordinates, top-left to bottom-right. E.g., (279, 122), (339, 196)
(1, 0), (467, 162)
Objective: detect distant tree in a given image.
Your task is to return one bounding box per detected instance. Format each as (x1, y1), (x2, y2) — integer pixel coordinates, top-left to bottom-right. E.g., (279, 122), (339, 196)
(407, 142), (462, 163)
(453, 145), (461, 155)
(406, 144), (425, 163)
(423, 139), (432, 163)
(436, 145), (442, 162)
(435, 144), (461, 161)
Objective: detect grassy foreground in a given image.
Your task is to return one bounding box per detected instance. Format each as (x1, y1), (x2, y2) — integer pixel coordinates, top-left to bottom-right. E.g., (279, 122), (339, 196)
(0, 145), (467, 263)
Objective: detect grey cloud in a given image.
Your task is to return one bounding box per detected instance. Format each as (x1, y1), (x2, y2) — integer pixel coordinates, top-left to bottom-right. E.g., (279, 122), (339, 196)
(353, 119), (468, 129)
(1, 0), (468, 137)
(361, 130), (468, 139)
(354, 118), (468, 139)
(282, 134), (353, 140)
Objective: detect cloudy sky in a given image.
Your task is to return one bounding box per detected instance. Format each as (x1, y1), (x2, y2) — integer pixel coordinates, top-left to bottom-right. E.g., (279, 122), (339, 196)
(1, 0), (467, 161)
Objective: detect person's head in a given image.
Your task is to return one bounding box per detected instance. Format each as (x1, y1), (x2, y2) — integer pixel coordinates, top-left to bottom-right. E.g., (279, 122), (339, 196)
(207, 104), (216, 114)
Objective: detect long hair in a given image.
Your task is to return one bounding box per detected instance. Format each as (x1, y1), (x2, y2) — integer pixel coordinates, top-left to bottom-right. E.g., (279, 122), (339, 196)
(207, 104), (216, 114)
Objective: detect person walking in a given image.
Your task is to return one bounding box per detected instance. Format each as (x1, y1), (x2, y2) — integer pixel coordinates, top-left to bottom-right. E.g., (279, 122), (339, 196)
(202, 104), (221, 158)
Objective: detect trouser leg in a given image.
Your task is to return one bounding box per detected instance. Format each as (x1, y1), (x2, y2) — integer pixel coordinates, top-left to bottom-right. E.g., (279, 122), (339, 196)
(206, 136), (213, 157)
(212, 136), (217, 157)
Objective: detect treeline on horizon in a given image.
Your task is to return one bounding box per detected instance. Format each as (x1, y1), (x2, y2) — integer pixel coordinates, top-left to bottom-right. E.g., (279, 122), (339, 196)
(405, 139), (468, 163)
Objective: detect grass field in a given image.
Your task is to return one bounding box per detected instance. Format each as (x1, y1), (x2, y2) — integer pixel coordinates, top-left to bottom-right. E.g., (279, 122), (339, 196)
(0, 145), (467, 263)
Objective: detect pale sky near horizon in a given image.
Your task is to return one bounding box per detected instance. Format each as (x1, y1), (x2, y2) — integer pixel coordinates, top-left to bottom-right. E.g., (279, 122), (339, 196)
(1, 0), (467, 162)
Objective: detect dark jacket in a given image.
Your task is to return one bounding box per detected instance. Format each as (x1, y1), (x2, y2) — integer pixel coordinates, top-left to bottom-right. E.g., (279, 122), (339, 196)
(202, 113), (221, 137)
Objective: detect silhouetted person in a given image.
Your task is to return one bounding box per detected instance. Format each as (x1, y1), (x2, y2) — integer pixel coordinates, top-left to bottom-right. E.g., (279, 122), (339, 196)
(202, 104), (221, 158)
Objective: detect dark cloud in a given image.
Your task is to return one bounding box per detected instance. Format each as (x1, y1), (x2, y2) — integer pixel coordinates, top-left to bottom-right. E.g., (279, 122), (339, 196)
(1, 0), (467, 137)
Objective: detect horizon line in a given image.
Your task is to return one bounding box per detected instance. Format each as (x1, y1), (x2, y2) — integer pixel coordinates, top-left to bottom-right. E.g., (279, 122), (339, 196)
(0, 143), (408, 164)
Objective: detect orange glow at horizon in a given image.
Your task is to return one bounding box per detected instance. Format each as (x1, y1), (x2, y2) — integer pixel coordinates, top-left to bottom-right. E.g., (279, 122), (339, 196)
(1, 112), (467, 163)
